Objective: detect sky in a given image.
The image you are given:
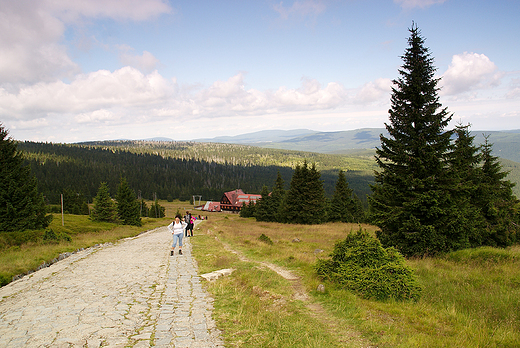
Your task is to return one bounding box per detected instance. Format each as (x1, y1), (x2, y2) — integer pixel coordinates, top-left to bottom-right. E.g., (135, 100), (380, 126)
(1, 0), (519, 143)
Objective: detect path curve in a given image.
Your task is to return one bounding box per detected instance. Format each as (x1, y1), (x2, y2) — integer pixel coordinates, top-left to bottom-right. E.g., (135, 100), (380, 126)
(0, 226), (224, 348)
(215, 235), (376, 347)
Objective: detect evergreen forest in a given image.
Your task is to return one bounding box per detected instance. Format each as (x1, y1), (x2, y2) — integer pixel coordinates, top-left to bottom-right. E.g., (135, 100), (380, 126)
(18, 141), (375, 207)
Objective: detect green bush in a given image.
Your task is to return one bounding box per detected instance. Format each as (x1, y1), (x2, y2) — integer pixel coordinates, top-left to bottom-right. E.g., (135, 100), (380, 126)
(42, 229), (72, 243)
(315, 229), (422, 301)
(0, 230), (42, 249)
(258, 233), (273, 245)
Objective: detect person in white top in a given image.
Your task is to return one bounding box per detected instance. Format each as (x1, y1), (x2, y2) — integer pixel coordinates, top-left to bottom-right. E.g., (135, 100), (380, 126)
(168, 214), (187, 255)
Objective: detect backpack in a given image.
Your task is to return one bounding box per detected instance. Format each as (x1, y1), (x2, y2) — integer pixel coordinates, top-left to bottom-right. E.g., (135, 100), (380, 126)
(184, 214), (190, 224)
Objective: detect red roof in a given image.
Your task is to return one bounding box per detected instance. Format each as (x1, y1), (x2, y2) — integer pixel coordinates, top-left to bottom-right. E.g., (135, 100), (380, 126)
(220, 189), (262, 211)
(202, 201), (221, 212)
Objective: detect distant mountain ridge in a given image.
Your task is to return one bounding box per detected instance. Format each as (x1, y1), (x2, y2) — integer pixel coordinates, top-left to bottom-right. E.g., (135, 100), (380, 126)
(192, 128), (520, 163)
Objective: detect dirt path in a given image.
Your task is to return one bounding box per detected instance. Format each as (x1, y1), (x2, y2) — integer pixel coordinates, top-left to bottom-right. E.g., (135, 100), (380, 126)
(215, 236), (376, 347)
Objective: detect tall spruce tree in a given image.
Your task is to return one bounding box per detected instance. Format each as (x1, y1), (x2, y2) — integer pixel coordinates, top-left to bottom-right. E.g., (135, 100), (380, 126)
(116, 177), (142, 226)
(254, 185), (271, 221)
(0, 124), (52, 232)
(270, 171), (286, 222)
(91, 182), (117, 222)
(449, 124), (485, 246)
(369, 24), (466, 256)
(284, 161), (327, 224)
(475, 137), (519, 246)
(329, 170), (355, 222)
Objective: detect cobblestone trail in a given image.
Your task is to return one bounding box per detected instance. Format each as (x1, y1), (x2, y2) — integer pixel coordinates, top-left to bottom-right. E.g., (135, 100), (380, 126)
(0, 226), (224, 348)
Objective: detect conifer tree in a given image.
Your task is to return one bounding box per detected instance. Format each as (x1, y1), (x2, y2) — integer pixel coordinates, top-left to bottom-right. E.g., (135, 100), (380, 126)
(149, 200), (165, 218)
(448, 124), (485, 246)
(284, 163), (304, 223)
(284, 161), (327, 224)
(62, 189), (89, 215)
(329, 170), (355, 222)
(91, 182), (117, 222)
(350, 194), (366, 223)
(255, 186), (271, 221)
(116, 177), (142, 226)
(369, 24), (464, 256)
(239, 201), (256, 218)
(475, 137), (519, 246)
(140, 199), (148, 217)
(270, 171), (286, 222)
(0, 124), (52, 232)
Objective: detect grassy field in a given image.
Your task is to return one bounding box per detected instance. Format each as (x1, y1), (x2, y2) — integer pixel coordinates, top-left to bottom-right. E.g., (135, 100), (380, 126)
(2, 201), (519, 347)
(0, 200), (193, 285)
(191, 212), (520, 348)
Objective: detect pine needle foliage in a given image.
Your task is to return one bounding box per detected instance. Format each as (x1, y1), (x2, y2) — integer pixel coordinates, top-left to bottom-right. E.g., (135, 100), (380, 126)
(283, 161), (327, 224)
(369, 25), (519, 256)
(315, 229), (422, 301)
(369, 24), (464, 256)
(475, 137), (519, 246)
(329, 170), (364, 223)
(0, 124), (51, 232)
(91, 182), (117, 223)
(116, 177), (142, 226)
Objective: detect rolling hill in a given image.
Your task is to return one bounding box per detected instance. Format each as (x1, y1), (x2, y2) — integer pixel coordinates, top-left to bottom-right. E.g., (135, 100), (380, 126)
(194, 128), (520, 163)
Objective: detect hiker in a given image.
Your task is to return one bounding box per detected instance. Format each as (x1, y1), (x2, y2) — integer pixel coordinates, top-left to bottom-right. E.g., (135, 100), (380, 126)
(168, 214), (187, 255)
(185, 212), (194, 237)
(184, 212), (192, 237)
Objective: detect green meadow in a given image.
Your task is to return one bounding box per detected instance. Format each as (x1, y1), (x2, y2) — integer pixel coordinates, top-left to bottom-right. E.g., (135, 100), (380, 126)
(2, 201), (519, 347)
(191, 212), (520, 348)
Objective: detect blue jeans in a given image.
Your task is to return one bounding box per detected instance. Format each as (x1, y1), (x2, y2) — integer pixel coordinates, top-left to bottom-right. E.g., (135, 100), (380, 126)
(172, 233), (183, 248)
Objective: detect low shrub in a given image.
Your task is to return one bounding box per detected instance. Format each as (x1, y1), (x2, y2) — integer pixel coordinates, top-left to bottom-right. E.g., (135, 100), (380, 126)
(43, 229), (72, 243)
(315, 228), (422, 301)
(0, 230), (42, 250)
(258, 233), (274, 245)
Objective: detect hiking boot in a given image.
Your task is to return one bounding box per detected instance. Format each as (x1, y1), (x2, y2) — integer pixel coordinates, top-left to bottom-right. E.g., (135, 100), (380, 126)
(170, 250), (173, 256)
(179, 249), (183, 255)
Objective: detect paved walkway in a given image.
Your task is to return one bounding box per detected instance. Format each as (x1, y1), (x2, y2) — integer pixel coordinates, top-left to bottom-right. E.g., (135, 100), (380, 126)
(0, 226), (224, 348)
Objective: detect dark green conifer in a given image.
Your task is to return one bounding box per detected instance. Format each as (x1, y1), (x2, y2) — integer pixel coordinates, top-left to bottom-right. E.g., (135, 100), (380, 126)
(91, 182), (117, 222)
(329, 170), (355, 222)
(140, 199), (148, 217)
(448, 124), (485, 246)
(149, 200), (165, 218)
(239, 201), (256, 218)
(62, 189), (89, 215)
(284, 161), (327, 224)
(369, 24), (462, 256)
(270, 171), (286, 222)
(0, 124), (52, 232)
(116, 177), (142, 226)
(475, 136), (519, 246)
(255, 186), (271, 221)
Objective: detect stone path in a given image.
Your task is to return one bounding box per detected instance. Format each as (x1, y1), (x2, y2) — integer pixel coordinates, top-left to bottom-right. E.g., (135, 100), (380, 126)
(0, 226), (224, 348)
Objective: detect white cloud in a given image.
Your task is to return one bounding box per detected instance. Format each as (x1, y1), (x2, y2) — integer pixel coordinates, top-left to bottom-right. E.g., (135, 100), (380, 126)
(272, 0), (327, 23)
(0, 0), (172, 86)
(0, 67), (174, 121)
(440, 52), (502, 96)
(506, 78), (520, 99)
(394, 0), (447, 10)
(0, 1), (78, 84)
(354, 78), (392, 104)
(273, 78), (346, 110)
(118, 47), (160, 74)
(75, 109), (119, 124)
(1, 69), (363, 127)
(43, 0), (173, 23)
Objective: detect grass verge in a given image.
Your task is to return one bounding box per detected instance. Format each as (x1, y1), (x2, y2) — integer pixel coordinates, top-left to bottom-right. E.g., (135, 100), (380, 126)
(0, 200), (191, 286)
(191, 213), (520, 348)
